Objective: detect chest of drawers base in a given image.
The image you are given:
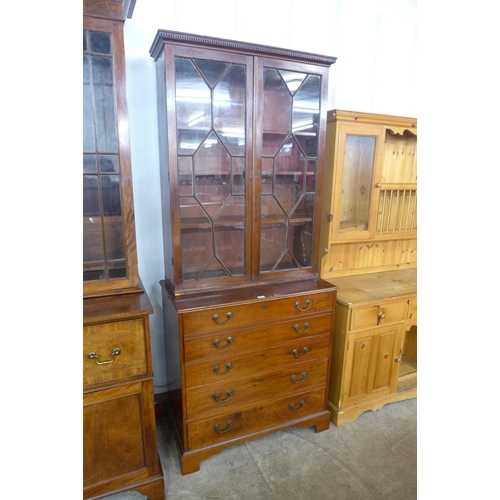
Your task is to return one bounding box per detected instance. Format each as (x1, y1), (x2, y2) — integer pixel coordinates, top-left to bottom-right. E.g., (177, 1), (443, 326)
(161, 279), (337, 475)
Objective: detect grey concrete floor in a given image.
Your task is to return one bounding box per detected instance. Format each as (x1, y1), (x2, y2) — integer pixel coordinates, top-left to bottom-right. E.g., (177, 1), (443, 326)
(105, 398), (417, 500)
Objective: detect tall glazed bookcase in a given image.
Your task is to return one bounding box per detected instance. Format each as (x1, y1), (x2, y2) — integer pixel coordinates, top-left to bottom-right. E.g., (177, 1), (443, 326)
(83, 1), (164, 498)
(150, 30), (338, 474)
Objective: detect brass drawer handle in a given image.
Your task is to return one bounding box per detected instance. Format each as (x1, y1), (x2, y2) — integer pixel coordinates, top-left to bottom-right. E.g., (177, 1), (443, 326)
(213, 312), (233, 325)
(295, 299), (312, 312)
(294, 322), (310, 334)
(214, 420), (232, 433)
(292, 347), (309, 359)
(213, 363), (233, 375)
(213, 390), (233, 402)
(289, 400), (305, 412)
(87, 347), (121, 365)
(290, 372), (307, 383)
(214, 337), (233, 349)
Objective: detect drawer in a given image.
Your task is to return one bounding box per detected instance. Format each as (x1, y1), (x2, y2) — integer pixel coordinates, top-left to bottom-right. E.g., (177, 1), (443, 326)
(185, 335), (330, 388)
(185, 359), (329, 420)
(83, 318), (148, 387)
(182, 291), (334, 334)
(349, 300), (408, 332)
(187, 387), (327, 449)
(184, 313), (332, 362)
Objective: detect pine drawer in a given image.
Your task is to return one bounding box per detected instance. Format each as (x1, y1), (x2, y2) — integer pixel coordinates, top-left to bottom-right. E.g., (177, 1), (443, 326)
(83, 318), (148, 387)
(186, 387), (327, 449)
(349, 300), (408, 332)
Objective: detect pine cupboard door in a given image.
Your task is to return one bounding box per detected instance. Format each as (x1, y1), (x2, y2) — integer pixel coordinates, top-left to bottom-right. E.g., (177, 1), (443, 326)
(330, 123), (385, 241)
(340, 324), (404, 408)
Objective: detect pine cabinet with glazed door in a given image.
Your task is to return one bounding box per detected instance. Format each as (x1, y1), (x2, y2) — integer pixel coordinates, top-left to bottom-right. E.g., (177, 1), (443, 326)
(320, 110), (417, 278)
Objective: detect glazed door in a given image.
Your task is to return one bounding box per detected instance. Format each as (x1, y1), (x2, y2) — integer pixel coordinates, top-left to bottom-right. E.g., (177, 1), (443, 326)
(254, 57), (330, 281)
(83, 17), (139, 296)
(165, 45), (254, 291)
(331, 123), (385, 241)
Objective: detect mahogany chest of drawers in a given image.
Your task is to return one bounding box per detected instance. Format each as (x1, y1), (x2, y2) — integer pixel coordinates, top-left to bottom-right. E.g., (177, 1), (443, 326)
(160, 278), (338, 474)
(83, 292), (165, 499)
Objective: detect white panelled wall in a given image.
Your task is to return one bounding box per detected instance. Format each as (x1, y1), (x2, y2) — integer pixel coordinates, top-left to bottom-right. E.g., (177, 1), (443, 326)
(123, 0), (417, 393)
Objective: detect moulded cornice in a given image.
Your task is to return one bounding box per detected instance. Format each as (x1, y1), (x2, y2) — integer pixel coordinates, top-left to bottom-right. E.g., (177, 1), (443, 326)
(149, 29), (337, 67)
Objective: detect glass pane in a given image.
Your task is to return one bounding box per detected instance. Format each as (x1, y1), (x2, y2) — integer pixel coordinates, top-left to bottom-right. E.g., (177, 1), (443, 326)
(214, 64), (246, 155)
(214, 199), (245, 276)
(232, 157), (246, 195)
(83, 216), (104, 264)
(193, 58), (228, 87)
(178, 156), (193, 196)
(275, 137), (305, 176)
(104, 217), (125, 261)
(279, 70), (307, 94)
(292, 75), (320, 138)
(194, 132), (231, 217)
(83, 176), (100, 216)
(92, 56), (118, 152)
(340, 135), (376, 232)
(83, 154), (97, 173)
(101, 175), (122, 216)
(179, 197), (213, 280)
(263, 69), (291, 134)
(83, 55), (95, 153)
(99, 154), (119, 173)
(90, 32), (112, 54)
(175, 58), (211, 154)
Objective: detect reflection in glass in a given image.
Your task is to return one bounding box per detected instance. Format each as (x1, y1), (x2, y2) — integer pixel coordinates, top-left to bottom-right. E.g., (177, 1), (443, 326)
(83, 55), (95, 152)
(292, 75), (320, 136)
(175, 58), (211, 154)
(92, 56), (118, 152)
(263, 69), (291, 134)
(340, 135), (376, 232)
(214, 64), (246, 155)
(99, 155), (120, 173)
